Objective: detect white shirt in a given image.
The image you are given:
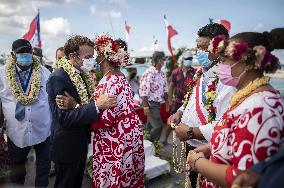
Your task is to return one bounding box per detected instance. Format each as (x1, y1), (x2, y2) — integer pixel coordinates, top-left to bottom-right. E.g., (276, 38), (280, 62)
(0, 64), (51, 148)
(179, 66), (236, 147)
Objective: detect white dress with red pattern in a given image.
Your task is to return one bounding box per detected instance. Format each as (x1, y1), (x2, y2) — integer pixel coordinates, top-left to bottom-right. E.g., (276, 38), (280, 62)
(203, 90), (284, 188)
(91, 74), (145, 188)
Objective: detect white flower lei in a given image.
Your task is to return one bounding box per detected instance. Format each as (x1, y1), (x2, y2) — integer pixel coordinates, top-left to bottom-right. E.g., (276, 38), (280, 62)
(6, 55), (41, 105)
(58, 57), (93, 105)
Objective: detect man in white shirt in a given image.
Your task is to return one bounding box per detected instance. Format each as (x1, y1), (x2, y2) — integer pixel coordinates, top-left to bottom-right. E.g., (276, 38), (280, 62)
(167, 23), (234, 187)
(0, 39), (51, 186)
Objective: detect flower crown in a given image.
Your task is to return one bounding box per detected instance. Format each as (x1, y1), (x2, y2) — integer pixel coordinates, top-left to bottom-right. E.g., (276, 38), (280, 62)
(93, 34), (130, 67)
(209, 35), (275, 70)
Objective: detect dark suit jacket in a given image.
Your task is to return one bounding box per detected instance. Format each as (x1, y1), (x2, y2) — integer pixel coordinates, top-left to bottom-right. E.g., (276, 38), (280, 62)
(251, 148), (284, 188)
(46, 68), (98, 163)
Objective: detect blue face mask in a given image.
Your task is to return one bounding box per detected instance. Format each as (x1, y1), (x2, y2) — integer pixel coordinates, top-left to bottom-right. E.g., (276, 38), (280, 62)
(195, 51), (212, 68)
(95, 63), (101, 71)
(183, 60), (192, 67)
(16, 53), (33, 67)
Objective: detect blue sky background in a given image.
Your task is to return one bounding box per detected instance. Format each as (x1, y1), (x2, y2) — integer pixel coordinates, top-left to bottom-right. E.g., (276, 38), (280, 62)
(0, 0), (283, 62)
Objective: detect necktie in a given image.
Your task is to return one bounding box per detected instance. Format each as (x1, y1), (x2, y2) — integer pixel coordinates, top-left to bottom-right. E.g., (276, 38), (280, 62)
(15, 102), (25, 121)
(14, 69), (32, 121)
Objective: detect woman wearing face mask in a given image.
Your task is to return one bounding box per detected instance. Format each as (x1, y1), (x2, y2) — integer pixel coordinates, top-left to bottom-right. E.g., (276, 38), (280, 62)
(187, 29), (284, 188)
(58, 35), (145, 187)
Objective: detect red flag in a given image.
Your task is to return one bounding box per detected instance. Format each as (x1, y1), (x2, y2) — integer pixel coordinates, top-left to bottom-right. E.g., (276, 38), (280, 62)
(22, 11), (41, 48)
(125, 21), (131, 42)
(164, 15), (177, 63)
(218, 19), (231, 33)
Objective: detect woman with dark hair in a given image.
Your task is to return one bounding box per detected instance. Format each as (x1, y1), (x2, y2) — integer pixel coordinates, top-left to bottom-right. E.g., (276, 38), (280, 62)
(186, 29), (284, 188)
(91, 35), (144, 187)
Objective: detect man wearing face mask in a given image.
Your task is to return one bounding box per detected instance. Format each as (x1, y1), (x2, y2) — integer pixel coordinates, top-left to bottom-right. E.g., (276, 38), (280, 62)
(0, 39), (52, 186)
(167, 23), (236, 187)
(46, 35), (117, 188)
(163, 50), (196, 145)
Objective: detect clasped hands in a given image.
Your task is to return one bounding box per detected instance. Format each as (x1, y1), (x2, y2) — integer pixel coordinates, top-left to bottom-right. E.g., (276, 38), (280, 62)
(55, 86), (116, 110)
(186, 144), (211, 172)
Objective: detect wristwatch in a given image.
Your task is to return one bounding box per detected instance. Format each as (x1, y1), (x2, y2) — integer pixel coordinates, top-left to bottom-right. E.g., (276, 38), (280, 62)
(187, 127), (194, 140)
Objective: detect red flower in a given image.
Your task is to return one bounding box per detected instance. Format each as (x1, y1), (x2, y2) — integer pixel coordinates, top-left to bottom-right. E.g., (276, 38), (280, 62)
(232, 42), (248, 61)
(211, 35), (227, 54)
(207, 84), (216, 91)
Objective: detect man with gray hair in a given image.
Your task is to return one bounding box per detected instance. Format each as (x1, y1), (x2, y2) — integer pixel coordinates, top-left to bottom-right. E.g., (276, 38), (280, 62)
(139, 51), (169, 142)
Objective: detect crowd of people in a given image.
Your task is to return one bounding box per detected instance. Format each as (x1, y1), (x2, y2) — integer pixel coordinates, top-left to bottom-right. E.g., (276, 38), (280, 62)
(0, 22), (284, 188)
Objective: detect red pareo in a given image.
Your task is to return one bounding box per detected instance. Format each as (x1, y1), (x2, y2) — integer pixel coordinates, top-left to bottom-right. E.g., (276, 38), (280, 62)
(91, 74), (145, 188)
(203, 90), (284, 188)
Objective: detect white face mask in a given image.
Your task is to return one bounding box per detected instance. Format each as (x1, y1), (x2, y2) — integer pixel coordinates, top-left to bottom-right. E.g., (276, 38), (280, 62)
(81, 58), (95, 72)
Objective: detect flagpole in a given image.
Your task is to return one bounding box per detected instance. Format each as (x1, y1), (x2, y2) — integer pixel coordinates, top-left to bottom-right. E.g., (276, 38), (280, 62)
(105, 2), (116, 38)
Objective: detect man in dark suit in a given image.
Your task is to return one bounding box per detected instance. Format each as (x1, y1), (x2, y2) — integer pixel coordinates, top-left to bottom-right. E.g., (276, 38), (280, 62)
(232, 148), (284, 188)
(47, 35), (116, 188)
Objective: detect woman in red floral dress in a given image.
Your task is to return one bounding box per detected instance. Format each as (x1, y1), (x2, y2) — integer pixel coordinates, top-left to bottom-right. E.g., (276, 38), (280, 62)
(91, 35), (144, 188)
(186, 29), (284, 188)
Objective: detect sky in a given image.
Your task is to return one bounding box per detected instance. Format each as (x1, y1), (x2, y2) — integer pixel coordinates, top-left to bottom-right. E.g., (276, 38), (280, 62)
(0, 0), (284, 62)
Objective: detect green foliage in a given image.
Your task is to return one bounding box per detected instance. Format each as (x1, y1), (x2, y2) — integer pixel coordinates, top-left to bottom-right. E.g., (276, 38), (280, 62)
(165, 155), (174, 169)
(142, 124), (149, 140)
(86, 156), (92, 178)
(152, 140), (161, 157)
(165, 47), (186, 78)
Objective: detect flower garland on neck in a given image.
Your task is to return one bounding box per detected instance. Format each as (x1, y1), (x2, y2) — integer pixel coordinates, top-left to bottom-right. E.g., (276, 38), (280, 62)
(230, 76), (270, 107)
(6, 55), (41, 105)
(182, 68), (203, 108)
(58, 57), (93, 105)
(204, 75), (219, 123)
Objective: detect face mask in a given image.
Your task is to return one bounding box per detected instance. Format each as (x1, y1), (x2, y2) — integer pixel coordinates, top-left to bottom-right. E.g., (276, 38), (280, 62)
(183, 60), (192, 67)
(217, 62), (246, 87)
(16, 53), (33, 67)
(80, 58), (95, 72)
(195, 51), (212, 68)
(95, 63), (100, 71)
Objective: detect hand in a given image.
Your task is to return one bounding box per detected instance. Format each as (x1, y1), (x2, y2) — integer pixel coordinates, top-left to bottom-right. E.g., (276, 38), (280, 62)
(95, 86), (116, 110)
(175, 123), (190, 141)
(56, 91), (77, 110)
(187, 151), (205, 171)
(167, 111), (183, 127)
(231, 169), (260, 188)
(143, 107), (149, 116)
(194, 144), (211, 159)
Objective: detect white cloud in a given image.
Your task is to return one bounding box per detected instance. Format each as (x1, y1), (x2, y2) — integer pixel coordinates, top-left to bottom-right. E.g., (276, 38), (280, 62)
(101, 10), (122, 18)
(42, 17), (70, 36)
(254, 23), (265, 32)
(90, 4), (96, 14)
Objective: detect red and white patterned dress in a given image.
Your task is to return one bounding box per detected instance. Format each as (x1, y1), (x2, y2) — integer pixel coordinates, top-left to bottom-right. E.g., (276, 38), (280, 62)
(203, 90), (284, 188)
(91, 74), (145, 188)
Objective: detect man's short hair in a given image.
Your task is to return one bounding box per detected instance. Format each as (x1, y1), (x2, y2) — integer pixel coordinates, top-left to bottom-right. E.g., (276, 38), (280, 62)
(64, 35), (94, 59)
(198, 23), (229, 39)
(33, 47), (43, 57)
(152, 51), (165, 66)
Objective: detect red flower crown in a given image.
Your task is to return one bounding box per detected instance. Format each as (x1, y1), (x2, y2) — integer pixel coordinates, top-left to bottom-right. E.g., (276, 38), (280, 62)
(94, 34), (130, 67)
(209, 35), (275, 70)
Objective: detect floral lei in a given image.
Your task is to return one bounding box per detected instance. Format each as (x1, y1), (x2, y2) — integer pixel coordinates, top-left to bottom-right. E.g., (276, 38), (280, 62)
(204, 75), (219, 123)
(182, 68), (203, 108)
(230, 76), (270, 107)
(6, 55), (41, 105)
(58, 57), (93, 105)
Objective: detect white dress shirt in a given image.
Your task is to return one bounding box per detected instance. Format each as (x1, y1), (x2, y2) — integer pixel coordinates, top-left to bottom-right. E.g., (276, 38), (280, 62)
(0, 64), (51, 148)
(179, 66), (236, 147)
